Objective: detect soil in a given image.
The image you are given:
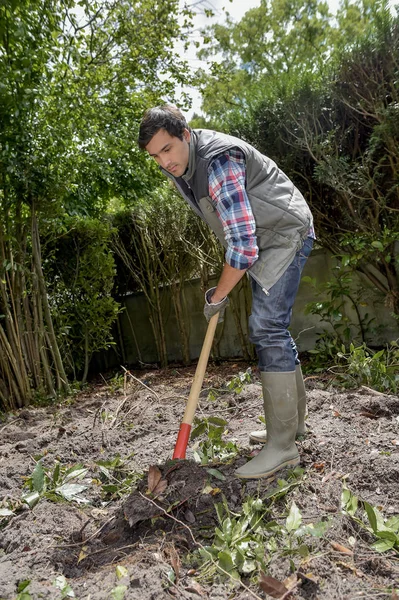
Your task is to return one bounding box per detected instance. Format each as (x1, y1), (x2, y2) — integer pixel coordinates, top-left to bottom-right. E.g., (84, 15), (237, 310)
(1, 361), (399, 600)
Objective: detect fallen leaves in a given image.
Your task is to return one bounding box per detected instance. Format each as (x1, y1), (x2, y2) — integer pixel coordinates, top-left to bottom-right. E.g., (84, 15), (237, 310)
(147, 465), (168, 498)
(259, 572), (298, 598)
(330, 541), (353, 555)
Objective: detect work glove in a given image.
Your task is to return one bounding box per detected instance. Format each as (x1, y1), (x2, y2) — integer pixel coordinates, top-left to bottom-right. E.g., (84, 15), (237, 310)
(204, 287), (229, 323)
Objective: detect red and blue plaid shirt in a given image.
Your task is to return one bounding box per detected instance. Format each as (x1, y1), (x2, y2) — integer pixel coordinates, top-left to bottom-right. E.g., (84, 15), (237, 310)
(208, 148), (258, 270)
(208, 148), (315, 270)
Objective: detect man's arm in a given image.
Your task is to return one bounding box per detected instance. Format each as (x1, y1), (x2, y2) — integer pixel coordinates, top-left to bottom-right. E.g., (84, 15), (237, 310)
(207, 149), (258, 304)
(209, 262), (247, 303)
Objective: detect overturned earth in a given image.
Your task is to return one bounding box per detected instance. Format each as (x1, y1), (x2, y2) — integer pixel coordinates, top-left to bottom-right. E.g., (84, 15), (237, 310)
(0, 362), (399, 599)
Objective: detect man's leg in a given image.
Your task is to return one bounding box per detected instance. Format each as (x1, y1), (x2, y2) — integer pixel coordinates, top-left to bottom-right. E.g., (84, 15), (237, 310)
(235, 237), (313, 479)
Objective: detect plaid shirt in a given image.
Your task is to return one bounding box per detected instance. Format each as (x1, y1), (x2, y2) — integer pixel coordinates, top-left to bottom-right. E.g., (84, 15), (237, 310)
(208, 149), (315, 270)
(208, 149), (258, 270)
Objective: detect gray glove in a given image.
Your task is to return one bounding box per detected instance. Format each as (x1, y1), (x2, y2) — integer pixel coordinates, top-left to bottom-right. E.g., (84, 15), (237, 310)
(204, 287), (229, 323)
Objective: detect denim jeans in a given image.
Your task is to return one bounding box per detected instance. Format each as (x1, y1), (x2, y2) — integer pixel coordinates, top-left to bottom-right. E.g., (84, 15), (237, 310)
(248, 237), (314, 372)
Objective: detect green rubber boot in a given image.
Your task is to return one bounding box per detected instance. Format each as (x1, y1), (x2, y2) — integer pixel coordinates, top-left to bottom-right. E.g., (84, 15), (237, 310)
(235, 371), (300, 480)
(249, 365), (307, 444)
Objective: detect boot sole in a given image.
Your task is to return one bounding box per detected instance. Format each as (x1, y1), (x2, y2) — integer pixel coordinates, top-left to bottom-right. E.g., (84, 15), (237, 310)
(235, 456), (300, 480)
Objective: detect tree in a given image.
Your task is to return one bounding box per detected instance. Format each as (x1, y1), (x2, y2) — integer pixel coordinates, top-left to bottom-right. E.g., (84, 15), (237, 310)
(195, 0), (391, 123)
(0, 0), (194, 409)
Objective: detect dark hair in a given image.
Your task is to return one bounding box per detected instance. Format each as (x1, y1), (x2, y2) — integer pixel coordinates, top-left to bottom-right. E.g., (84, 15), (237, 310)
(138, 105), (190, 149)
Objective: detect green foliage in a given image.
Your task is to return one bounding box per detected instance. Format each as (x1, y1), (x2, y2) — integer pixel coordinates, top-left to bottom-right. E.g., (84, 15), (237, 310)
(336, 341), (399, 393)
(303, 261), (378, 370)
(15, 581), (32, 600)
(226, 368), (252, 394)
(95, 455), (143, 500)
(196, 2), (399, 324)
(191, 416), (239, 465)
(53, 575), (75, 599)
(22, 460), (89, 508)
(196, 0), (390, 121)
(196, 473), (331, 582)
(341, 485), (399, 553)
(45, 216), (120, 382)
(197, 495), (268, 580)
(0, 0), (194, 409)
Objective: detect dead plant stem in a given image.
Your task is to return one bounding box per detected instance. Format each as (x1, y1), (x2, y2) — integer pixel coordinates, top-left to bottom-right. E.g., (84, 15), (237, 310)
(121, 366), (160, 400)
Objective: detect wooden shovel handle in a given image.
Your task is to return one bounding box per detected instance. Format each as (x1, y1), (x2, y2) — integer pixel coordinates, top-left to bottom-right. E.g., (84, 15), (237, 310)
(172, 312), (219, 459)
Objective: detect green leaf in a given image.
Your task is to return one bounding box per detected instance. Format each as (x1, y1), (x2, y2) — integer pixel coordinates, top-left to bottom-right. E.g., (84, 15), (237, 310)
(191, 422), (207, 439)
(298, 520), (331, 538)
(206, 468), (226, 480)
(115, 565), (128, 580)
(286, 501), (302, 532)
(16, 593), (32, 600)
(110, 585), (127, 600)
(53, 575), (75, 598)
(22, 491), (41, 509)
(0, 507), (14, 516)
(63, 465), (87, 482)
(386, 515), (399, 532)
(375, 530), (398, 543)
(241, 559), (257, 573)
(371, 241), (384, 250)
(364, 501), (378, 533)
(32, 461), (45, 493)
(341, 487), (358, 516)
(55, 483), (89, 503)
(52, 461), (61, 486)
(372, 537), (395, 552)
(217, 549), (235, 573)
(17, 581), (31, 593)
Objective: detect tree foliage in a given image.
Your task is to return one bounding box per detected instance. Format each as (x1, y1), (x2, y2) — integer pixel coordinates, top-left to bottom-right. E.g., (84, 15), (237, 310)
(0, 0), (193, 409)
(193, 0), (399, 320)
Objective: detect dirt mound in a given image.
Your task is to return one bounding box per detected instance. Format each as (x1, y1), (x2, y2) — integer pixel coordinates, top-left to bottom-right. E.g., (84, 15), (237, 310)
(1, 363), (398, 599)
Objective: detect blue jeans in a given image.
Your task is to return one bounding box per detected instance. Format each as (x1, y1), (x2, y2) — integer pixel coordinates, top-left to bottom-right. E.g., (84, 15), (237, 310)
(248, 237), (313, 372)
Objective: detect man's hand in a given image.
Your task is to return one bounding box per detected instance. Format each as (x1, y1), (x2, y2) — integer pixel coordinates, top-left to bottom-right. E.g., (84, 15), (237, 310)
(203, 287), (229, 323)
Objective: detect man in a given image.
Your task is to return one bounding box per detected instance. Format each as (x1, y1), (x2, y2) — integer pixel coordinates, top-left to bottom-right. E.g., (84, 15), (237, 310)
(138, 105), (314, 480)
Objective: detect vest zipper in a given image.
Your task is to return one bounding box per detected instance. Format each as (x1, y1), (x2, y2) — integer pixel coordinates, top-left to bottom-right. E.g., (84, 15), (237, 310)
(248, 271), (270, 295)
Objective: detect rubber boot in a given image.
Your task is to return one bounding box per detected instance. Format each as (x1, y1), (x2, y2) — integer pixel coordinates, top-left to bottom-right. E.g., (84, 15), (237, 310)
(249, 365), (307, 444)
(235, 371), (300, 479)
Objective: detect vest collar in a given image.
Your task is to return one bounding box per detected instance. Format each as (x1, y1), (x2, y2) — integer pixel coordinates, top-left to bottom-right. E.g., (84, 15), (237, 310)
(182, 130), (198, 181)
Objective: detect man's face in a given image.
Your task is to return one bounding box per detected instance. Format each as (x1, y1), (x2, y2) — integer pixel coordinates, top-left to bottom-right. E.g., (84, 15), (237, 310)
(145, 128), (191, 177)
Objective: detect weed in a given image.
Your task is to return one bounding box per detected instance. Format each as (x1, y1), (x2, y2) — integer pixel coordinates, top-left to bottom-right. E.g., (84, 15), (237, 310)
(14, 581), (32, 600)
(95, 455), (142, 500)
(206, 368), (252, 402)
(21, 460), (89, 508)
(197, 495), (267, 580)
(341, 485), (399, 553)
(226, 368), (252, 394)
(191, 416), (239, 465)
(195, 482), (331, 583)
(303, 264), (377, 371)
(108, 372), (126, 394)
(336, 341), (399, 393)
(53, 575), (75, 598)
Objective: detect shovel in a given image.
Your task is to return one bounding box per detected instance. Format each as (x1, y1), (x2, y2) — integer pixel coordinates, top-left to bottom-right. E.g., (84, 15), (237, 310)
(173, 312), (219, 459)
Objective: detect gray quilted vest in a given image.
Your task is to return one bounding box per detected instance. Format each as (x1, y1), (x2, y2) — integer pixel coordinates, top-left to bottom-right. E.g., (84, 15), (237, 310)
(161, 129), (313, 292)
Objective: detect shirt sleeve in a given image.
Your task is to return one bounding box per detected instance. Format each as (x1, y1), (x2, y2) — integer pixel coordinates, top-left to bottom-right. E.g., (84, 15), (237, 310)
(207, 148), (259, 270)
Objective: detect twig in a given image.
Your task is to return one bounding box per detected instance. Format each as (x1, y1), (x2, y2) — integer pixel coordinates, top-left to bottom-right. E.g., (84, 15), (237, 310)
(110, 396), (130, 429)
(138, 492), (263, 600)
(121, 366), (160, 400)
(0, 417), (21, 432)
(52, 515), (116, 548)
